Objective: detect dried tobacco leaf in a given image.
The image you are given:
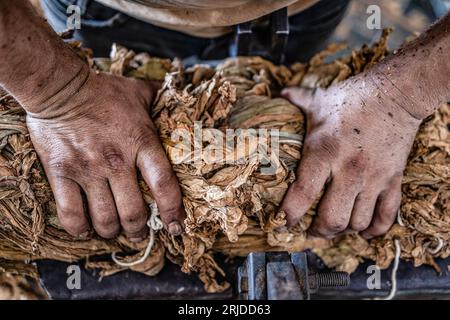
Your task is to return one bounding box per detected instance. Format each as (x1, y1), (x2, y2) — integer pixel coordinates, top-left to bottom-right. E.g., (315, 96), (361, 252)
(0, 30), (448, 294)
(0, 259), (48, 299)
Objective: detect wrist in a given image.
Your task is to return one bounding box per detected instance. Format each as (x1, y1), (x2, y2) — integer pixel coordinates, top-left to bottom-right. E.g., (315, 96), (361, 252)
(364, 13), (450, 120)
(364, 67), (426, 121)
(0, 1), (91, 116)
(344, 71), (422, 136)
(24, 60), (91, 117)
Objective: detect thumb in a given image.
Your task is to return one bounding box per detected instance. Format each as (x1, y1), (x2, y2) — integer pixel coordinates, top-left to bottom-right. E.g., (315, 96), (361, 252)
(281, 87), (315, 112)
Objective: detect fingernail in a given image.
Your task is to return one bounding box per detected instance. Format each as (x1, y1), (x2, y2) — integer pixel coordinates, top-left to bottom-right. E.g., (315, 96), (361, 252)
(129, 236), (146, 243)
(78, 231), (90, 239)
(168, 221), (182, 236)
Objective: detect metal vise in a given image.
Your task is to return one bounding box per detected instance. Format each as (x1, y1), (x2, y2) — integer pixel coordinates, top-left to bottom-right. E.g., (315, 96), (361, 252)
(237, 252), (350, 300)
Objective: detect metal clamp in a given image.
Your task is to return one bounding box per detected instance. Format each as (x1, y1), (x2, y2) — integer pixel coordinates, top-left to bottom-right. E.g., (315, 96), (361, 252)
(236, 7), (290, 64)
(237, 252), (350, 300)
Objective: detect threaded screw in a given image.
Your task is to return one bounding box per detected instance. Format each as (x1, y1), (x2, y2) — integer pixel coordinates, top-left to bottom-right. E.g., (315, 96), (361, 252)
(308, 271), (350, 292)
(315, 271), (350, 288)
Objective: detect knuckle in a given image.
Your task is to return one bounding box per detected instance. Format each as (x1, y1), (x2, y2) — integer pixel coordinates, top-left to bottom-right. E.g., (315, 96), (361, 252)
(377, 209), (397, 226)
(319, 214), (348, 233)
(94, 212), (118, 228)
(56, 200), (75, 216)
(94, 222), (120, 239)
(101, 146), (125, 170)
(48, 159), (89, 177)
(121, 211), (147, 231)
(159, 205), (183, 223)
(350, 219), (371, 232)
(343, 154), (369, 176)
(122, 210), (146, 223)
(338, 159), (368, 189)
(57, 210), (88, 235)
(308, 135), (340, 161)
(152, 172), (178, 197)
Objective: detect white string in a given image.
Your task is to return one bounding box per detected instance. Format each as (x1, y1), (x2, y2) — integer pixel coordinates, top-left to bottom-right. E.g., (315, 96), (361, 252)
(397, 209), (405, 227)
(425, 237), (444, 255)
(382, 239), (401, 300)
(373, 210), (403, 300)
(112, 203), (163, 267)
(381, 210), (443, 300)
(148, 203), (164, 231)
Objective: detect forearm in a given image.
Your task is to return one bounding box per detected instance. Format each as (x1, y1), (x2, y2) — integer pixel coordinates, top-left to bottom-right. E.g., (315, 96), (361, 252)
(368, 12), (450, 119)
(0, 0), (89, 114)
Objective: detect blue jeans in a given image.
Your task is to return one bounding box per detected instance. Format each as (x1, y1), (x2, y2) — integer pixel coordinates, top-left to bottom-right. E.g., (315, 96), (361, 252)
(41, 0), (350, 64)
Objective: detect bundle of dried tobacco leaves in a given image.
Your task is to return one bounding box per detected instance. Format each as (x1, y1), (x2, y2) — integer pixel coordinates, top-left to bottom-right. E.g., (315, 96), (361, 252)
(0, 29), (448, 293)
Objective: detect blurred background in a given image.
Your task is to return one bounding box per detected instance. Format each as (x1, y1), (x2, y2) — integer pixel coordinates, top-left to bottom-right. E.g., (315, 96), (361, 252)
(333, 0), (449, 49)
(29, 0), (449, 54)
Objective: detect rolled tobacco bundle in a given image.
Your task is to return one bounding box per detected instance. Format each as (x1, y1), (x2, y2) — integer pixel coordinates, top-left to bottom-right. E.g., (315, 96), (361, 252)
(0, 29), (448, 293)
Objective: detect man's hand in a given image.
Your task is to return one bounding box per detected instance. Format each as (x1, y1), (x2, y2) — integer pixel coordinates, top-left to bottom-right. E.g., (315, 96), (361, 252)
(0, 1), (184, 240)
(27, 72), (185, 240)
(280, 11), (449, 239)
(280, 78), (421, 239)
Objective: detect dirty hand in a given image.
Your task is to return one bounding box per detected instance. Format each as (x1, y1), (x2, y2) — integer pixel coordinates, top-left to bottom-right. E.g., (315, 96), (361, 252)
(26, 71), (185, 240)
(280, 75), (422, 239)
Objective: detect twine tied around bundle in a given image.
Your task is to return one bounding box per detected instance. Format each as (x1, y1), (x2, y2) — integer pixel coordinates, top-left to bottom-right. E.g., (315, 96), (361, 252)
(112, 203), (163, 267)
